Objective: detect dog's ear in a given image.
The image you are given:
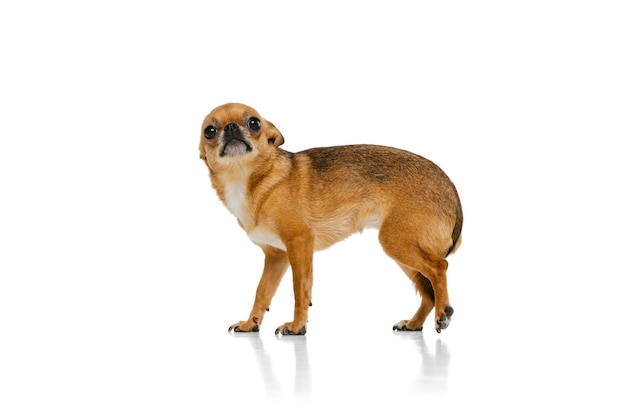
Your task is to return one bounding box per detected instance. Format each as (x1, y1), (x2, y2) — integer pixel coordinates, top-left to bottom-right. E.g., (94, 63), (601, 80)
(265, 120), (284, 147)
(199, 142), (206, 161)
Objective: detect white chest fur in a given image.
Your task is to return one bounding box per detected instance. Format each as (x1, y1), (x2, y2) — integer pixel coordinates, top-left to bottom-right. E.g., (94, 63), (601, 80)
(223, 180), (251, 226)
(220, 171), (287, 251)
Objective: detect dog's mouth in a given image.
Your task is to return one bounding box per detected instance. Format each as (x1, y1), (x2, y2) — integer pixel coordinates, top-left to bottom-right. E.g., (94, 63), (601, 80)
(220, 138), (253, 157)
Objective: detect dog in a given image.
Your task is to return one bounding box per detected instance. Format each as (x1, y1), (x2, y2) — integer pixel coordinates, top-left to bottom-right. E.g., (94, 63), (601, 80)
(199, 103), (463, 335)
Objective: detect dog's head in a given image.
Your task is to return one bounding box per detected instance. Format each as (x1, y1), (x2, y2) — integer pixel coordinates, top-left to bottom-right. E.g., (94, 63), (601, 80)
(199, 103), (284, 172)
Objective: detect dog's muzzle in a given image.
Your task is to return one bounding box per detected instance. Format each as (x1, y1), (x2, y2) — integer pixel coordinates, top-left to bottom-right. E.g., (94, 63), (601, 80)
(220, 123), (252, 157)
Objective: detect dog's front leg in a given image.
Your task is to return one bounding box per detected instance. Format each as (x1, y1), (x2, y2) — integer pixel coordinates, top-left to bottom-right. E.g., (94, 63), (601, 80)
(275, 234), (314, 336)
(228, 246), (289, 333)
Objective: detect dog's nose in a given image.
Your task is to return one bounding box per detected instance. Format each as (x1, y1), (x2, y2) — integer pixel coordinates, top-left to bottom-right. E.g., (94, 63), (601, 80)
(224, 123), (239, 133)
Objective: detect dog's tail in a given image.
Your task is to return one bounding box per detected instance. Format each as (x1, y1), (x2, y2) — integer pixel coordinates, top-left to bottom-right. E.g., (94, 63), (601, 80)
(446, 200), (463, 257)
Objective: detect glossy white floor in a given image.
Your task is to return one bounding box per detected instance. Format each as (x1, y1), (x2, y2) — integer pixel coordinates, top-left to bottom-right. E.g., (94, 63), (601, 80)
(2, 223), (624, 418)
(2, 2), (625, 418)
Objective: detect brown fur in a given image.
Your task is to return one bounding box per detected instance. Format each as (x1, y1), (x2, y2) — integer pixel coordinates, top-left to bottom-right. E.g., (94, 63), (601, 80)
(199, 103), (463, 334)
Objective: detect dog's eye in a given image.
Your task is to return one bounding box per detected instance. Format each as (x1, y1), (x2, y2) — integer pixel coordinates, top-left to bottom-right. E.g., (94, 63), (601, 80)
(248, 117), (261, 132)
(204, 125), (217, 140)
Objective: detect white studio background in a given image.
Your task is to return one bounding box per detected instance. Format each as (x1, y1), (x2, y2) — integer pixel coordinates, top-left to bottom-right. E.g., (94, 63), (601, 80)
(1, 1), (625, 418)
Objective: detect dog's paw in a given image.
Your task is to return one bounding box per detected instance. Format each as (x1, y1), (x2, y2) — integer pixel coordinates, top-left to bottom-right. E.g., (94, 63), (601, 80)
(228, 319), (260, 333)
(392, 320), (423, 332)
(275, 323), (307, 336)
(435, 306), (454, 333)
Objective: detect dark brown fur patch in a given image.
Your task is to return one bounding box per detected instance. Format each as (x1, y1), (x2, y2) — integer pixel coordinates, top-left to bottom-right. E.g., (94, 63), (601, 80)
(300, 145), (432, 183)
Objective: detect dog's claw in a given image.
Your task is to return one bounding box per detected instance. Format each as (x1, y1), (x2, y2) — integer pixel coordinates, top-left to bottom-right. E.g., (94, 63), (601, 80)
(275, 324), (307, 336)
(435, 305), (454, 332)
(228, 322), (260, 333)
(393, 321), (423, 332)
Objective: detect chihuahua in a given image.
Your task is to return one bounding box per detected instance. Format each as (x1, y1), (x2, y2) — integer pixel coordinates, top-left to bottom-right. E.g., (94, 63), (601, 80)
(199, 103), (462, 334)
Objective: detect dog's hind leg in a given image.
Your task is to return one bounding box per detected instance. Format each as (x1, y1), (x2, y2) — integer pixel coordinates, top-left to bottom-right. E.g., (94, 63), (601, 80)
(379, 223), (454, 333)
(392, 268), (435, 331)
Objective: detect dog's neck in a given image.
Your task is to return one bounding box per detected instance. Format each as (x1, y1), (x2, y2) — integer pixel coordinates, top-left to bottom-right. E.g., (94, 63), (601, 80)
(211, 152), (291, 230)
